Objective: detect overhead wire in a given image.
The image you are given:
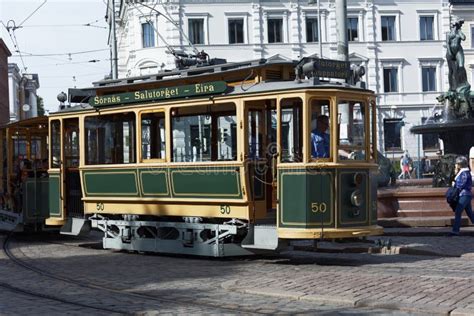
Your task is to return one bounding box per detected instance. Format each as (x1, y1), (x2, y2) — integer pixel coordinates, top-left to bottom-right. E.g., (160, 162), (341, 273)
(12, 48), (110, 57)
(3, 21), (28, 72)
(131, 2), (175, 55)
(17, 0), (48, 28)
(139, 2), (200, 56)
(2, 0), (48, 72)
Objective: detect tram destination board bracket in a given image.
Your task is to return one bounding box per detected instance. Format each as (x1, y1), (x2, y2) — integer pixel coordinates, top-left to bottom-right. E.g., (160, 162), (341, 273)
(89, 81), (228, 107)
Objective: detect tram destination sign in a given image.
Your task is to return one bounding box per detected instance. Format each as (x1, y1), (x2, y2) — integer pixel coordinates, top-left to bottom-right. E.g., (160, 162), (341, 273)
(90, 81), (228, 107)
(313, 58), (350, 79)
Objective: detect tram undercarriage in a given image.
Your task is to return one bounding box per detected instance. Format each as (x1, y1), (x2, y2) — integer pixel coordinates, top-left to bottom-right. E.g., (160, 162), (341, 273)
(85, 215), (282, 257)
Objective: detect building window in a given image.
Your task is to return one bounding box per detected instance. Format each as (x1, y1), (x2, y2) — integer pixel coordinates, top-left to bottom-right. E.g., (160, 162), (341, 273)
(228, 19), (244, 44)
(306, 17), (319, 42)
(421, 117), (439, 150)
(383, 68), (398, 93)
(384, 118), (403, 151)
(189, 18), (204, 44)
(420, 16), (434, 40)
(142, 22), (155, 48)
(228, 18), (244, 44)
(381, 16), (396, 41)
(422, 67), (436, 92)
(347, 17), (358, 41)
(268, 18), (283, 43)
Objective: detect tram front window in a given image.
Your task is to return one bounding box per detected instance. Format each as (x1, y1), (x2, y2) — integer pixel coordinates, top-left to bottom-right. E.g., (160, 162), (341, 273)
(280, 98), (303, 162)
(337, 100), (367, 161)
(310, 99), (331, 160)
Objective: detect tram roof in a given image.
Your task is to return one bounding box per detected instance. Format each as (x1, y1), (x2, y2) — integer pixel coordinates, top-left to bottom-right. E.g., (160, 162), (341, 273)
(0, 116), (48, 130)
(63, 56), (374, 113)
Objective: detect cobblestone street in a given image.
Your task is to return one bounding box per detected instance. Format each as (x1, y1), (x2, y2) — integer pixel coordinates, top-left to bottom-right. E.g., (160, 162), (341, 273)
(0, 230), (474, 315)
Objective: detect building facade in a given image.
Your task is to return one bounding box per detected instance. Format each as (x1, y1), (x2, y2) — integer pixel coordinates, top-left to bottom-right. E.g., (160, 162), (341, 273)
(0, 39), (11, 126)
(8, 63), (40, 122)
(108, 0), (458, 162)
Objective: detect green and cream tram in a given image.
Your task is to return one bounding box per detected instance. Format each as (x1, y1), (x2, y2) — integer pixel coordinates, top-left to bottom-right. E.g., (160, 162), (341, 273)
(47, 57), (382, 256)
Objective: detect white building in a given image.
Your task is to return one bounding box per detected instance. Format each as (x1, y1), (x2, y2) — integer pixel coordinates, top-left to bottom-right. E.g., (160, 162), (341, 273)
(108, 0), (460, 163)
(8, 63), (40, 122)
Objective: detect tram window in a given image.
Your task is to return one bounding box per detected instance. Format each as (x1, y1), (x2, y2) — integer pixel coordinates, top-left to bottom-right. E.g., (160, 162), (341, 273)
(248, 110), (264, 160)
(50, 120), (61, 168)
(64, 121), (80, 168)
(171, 103), (237, 162)
(310, 99), (331, 160)
(84, 113), (136, 165)
(337, 100), (367, 161)
(280, 98), (303, 162)
(141, 112), (165, 161)
(218, 116), (237, 161)
(13, 136), (27, 160)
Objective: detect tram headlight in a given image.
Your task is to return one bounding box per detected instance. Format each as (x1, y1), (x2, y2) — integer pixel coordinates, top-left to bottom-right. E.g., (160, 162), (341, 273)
(351, 189), (363, 207)
(353, 173), (363, 186)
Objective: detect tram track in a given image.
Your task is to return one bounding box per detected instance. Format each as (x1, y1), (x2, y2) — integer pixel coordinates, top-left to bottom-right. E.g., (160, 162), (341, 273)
(2, 233), (268, 315)
(1, 233), (128, 314)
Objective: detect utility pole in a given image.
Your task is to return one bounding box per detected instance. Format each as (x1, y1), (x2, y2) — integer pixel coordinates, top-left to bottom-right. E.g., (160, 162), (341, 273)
(317, 0), (323, 58)
(335, 0), (348, 62)
(111, 0), (119, 79)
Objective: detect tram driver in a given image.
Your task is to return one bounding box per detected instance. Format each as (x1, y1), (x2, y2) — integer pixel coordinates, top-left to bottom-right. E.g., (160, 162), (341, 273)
(311, 115), (330, 159)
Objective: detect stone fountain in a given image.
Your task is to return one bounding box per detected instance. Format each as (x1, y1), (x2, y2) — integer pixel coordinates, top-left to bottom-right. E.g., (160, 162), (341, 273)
(378, 18), (474, 226)
(411, 17), (474, 187)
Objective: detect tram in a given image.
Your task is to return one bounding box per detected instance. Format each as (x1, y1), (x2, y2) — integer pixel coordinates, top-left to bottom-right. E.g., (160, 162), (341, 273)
(2, 56), (382, 256)
(0, 116), (51, 231)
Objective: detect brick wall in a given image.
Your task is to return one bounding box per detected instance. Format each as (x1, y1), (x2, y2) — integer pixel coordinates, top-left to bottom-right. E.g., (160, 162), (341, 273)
(0, 39), (11, 126)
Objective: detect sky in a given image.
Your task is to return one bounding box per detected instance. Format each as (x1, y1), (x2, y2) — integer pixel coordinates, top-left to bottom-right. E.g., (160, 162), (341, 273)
(1, 0), (110, 113)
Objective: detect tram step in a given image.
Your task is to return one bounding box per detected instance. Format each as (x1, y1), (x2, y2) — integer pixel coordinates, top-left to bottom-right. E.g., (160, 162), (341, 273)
(242, 225), (279, 250)
(60, 218), (91, 236)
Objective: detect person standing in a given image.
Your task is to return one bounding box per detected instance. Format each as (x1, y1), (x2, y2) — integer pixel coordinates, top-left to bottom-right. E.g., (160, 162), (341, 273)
(450, 156), (474, 236)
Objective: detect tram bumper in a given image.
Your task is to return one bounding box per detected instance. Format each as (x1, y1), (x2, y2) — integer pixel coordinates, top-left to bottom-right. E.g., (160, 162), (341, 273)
(60, 217), (91, 236)
(277, 226), (384, 239)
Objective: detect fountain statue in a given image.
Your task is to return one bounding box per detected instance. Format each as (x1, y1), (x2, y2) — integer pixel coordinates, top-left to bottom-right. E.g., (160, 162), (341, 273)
(411, 17), (474, 186)
(436, 18), (473, 119)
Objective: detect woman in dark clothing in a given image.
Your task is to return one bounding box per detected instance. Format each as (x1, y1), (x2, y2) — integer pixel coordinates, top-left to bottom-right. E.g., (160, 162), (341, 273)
(450, 156), (474, 236)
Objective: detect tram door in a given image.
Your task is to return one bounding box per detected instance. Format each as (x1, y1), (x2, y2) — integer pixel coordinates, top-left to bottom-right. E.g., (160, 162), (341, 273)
(244, 100), (277, 219)
(62, 119), (83, 218)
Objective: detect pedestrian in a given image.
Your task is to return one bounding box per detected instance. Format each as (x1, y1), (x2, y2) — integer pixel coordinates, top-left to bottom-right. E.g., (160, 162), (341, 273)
(398, 151), (411, 179)
(449, 156), (474, 236)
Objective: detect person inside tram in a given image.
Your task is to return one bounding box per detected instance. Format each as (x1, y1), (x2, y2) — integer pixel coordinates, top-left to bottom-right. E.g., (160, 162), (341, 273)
(311, 115), (330, 158)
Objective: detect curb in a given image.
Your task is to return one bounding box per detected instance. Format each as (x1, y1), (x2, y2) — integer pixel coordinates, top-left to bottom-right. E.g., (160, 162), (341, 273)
(293, 244), (459, 257)
(221, 284), (474, 315)
(451, 308), (474, 316)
